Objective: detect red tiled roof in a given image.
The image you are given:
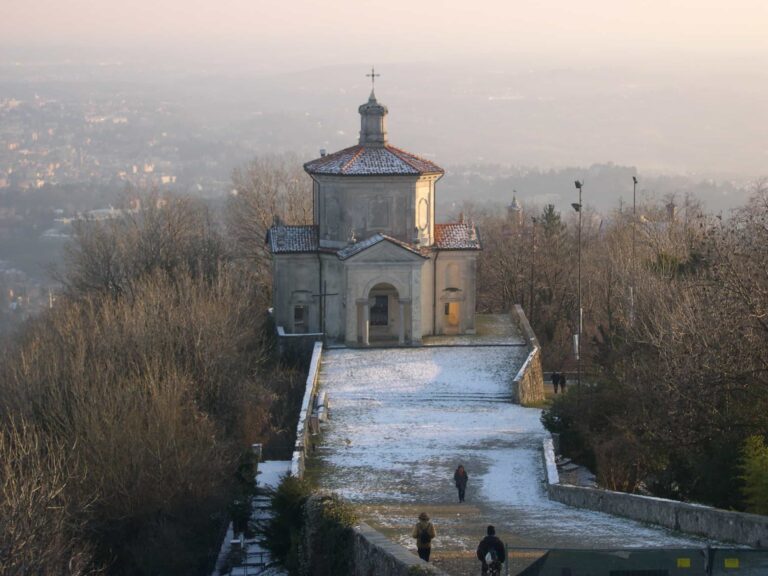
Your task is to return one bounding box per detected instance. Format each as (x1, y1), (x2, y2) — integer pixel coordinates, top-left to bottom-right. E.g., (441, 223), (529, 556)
(266, 225), (318, 254)
(434, 223), (481, 250)
(304, 144), (444, 176)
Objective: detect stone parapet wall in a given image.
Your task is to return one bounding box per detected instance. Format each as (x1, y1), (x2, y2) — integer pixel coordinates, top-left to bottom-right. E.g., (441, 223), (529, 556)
(352, 523), (449, 576)
(542, 439), (768, 547)
(510, 305), (545, 405)
(276, 326), (322, 362)
(291, 341), (324, 477)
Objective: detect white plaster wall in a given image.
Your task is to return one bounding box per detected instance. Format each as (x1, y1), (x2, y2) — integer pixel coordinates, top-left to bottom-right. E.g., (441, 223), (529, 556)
(434, 251), (478, 334)
(420, 256), (435, 337)
(273, 253), (320, 333)
(320, 255), (346, 342)
(313, 174), (441, 246)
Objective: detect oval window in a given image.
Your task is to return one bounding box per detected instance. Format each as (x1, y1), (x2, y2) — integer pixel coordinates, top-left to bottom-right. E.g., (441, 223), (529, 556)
(418, 198), (429, 230)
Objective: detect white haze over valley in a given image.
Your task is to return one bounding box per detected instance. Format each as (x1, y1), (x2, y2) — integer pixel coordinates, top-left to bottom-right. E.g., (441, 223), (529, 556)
(3, 0), (767, 185)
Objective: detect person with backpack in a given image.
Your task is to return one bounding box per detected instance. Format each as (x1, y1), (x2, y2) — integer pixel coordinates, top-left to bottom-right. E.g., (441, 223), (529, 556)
(411, 512), (436, 562)
(454, 464), (469, 502)
(476, 525), (506, 575)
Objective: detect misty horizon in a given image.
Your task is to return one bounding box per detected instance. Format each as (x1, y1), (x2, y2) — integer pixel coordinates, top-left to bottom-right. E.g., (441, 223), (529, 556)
(1, 0), (767, 193)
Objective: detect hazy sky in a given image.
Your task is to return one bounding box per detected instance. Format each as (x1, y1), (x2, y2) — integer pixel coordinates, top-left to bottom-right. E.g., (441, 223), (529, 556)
(3, 0), (767, 180)
(4, 0), (768, 70)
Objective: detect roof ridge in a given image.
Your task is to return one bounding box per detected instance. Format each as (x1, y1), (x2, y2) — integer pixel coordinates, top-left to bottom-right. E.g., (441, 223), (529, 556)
(379, 233), (425, 256)
(340, 146), (365, 173)
(385, 144), (441, 173)
(303, 145), (358, 168)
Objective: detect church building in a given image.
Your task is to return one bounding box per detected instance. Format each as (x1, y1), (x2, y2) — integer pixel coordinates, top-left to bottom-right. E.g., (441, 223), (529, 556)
(267, 87), (480, 345)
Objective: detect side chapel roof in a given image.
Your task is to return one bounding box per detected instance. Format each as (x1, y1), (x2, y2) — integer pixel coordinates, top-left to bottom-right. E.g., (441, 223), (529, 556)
(434, 222), (481, 250)
(266, 225), (318, 254)
(267, 223), (480, 255)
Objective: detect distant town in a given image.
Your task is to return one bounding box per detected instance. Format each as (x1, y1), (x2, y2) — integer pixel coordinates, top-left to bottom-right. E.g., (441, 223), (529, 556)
(0, 61), (758, 336)
(0, 85), (239, 333)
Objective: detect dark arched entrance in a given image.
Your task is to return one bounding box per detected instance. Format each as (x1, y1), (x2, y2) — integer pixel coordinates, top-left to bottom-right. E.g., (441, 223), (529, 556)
(368, 282), (399, 343)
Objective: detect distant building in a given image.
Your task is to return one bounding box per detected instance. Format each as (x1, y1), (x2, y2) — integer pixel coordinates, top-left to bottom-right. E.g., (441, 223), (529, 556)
(267, 89), (481, 345)
(505, 193), (523, 236)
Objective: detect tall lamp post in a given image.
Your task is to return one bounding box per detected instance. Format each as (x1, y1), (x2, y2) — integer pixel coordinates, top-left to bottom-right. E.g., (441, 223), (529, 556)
(572, 181), (583, 396)
(631, 176), (638, 324)
(529, 216), (537, 322)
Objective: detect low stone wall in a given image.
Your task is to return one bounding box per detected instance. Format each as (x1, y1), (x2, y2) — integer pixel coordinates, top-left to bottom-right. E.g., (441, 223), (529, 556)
(353, 523), (449, 576)
(276, 325), (322, 363)
(541, 439), (768, 547)
(510, 305), (545, 405)
(291, 341), (324, 477)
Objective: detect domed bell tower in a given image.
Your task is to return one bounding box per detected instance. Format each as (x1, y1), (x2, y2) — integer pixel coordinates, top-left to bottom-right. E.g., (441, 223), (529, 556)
(359, 90), (388, 147)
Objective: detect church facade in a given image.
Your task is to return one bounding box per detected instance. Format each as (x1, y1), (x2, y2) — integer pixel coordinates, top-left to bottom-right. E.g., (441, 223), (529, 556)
(267, 89), (480, 345)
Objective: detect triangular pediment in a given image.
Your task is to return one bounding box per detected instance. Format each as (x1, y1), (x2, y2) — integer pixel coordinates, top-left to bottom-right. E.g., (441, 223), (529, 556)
(341, 237), (426, 264)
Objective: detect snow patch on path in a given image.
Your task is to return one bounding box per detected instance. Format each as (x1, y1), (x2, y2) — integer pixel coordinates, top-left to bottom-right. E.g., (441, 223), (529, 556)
(310, 346), (711, 550)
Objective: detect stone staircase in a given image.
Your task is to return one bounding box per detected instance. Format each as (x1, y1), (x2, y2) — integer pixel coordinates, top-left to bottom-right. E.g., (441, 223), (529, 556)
(212, 461), (290, 576)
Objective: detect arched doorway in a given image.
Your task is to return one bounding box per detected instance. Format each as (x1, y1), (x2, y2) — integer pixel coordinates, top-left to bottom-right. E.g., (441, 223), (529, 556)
(356, 280), (411, 346)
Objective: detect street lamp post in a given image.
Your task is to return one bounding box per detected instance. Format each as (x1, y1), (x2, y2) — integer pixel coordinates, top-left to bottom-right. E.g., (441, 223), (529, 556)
(529, 216), (537, 322)
(572, 181), (583, 396)
(631, 176), (638, 324)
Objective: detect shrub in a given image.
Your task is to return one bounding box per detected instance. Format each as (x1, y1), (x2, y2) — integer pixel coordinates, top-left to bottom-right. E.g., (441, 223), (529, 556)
(302, 493), (357, 576)
(0, 419), (101, 575)
(741, 435), (768, 515)
(257, 475), (313, 574)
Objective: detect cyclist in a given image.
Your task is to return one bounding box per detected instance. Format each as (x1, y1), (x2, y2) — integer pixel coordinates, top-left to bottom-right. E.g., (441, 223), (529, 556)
(476, 525), (506, 575)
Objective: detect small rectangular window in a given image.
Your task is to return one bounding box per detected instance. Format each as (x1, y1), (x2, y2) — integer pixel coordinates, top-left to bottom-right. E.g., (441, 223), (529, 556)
(294, 305), (305, 325)
(444, 303), (450, 315)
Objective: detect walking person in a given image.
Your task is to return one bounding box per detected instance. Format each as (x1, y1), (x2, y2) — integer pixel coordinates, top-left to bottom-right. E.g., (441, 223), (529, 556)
(476, 525), (506, 575)
(454, 464), (469, 503)
(412, 512), (436, 562)
(559, 372), (567, 393)
(550, 371), (559, 394)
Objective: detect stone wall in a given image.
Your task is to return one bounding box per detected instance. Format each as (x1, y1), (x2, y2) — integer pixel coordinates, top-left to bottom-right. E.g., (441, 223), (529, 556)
(510, 305), (545, 405)
(276, 326), (322, 362)
(541, 438), (768, 547)
(291, 341), (324, 477)
(353, 523), (449, 576)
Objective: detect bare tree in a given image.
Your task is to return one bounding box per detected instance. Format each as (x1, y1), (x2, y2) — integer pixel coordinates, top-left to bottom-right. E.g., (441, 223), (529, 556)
(227, 154), (312, 271)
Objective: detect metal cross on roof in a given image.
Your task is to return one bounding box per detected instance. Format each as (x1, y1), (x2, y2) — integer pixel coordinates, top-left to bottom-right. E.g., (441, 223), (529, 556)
(366, 66), (380, 89)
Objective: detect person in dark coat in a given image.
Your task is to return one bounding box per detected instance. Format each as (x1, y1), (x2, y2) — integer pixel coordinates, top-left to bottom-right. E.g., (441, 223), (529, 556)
(453, 464), (469, 502)
(412, 512), (436, 562)
(559, 372), (567, 392)
(550, 371), (560, 394)
(476, 525), (506, 575)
